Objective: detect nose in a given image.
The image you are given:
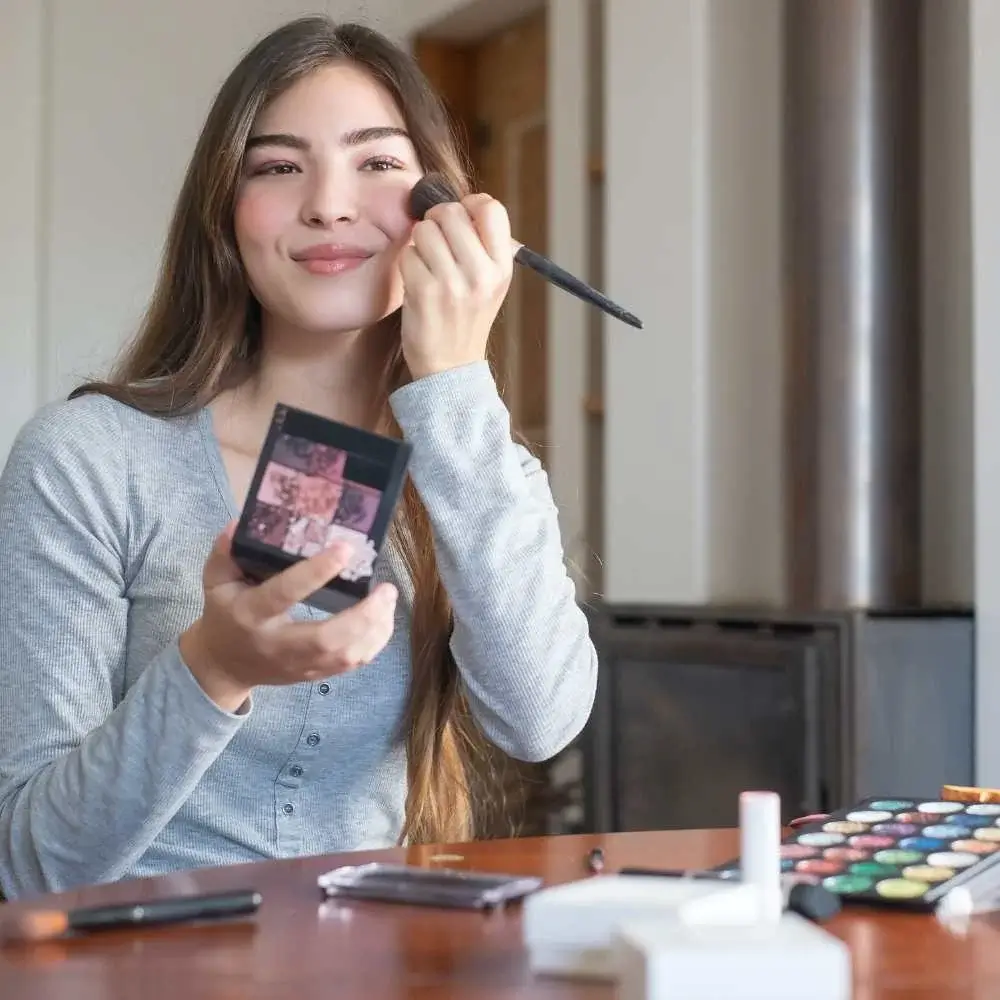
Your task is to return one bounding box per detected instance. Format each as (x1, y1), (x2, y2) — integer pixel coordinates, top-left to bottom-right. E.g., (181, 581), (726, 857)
(301, 163), (358, 227)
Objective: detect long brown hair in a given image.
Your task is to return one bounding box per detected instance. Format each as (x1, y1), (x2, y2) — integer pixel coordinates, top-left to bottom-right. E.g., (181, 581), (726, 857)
(71, 16), (500, 846)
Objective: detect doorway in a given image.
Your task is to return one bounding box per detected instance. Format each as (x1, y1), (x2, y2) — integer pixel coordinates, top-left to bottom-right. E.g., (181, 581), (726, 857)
(414, 6), (555, 837)
(414, 6), (549, 449)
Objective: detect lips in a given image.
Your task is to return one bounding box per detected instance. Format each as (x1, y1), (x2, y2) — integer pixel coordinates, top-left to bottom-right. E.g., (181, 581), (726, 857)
(291, 244), (374, 276)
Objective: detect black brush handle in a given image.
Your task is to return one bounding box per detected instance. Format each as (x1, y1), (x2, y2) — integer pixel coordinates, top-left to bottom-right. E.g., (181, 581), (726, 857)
(514, 245), (643, 329)
(68, 890), (261, 932)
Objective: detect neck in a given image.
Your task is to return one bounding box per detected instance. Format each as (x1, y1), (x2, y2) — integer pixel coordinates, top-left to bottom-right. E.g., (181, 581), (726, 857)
(214, 315), (395, 454)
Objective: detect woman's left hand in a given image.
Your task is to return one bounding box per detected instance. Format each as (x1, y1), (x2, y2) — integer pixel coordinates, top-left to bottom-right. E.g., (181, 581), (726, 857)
(399, 192), (515, 381)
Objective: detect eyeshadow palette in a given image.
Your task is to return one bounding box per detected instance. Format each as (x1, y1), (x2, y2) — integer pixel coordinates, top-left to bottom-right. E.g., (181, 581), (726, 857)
(714, 795), (1000, 911)
(231, 404), (411, 613)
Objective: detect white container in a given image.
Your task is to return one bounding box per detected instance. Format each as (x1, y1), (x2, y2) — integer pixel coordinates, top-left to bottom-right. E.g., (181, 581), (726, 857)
(615, 911), (853, 1000)
(522, 874), (733, 980)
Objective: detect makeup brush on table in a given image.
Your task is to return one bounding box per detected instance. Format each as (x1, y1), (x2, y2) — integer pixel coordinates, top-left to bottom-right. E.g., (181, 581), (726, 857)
(0, 889), (262, 945)
(408, 173), (643, 330)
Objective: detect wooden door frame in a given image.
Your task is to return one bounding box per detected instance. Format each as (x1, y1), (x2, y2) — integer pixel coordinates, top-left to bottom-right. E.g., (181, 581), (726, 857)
(407, 0), (595, 596)
(410, 1), (547, 179)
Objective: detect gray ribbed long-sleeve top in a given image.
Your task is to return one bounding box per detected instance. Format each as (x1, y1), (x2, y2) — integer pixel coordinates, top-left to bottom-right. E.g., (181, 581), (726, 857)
(0, 361), (597, 900)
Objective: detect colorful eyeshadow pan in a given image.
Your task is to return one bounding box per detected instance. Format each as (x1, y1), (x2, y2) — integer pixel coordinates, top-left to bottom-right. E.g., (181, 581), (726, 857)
(823, 874), (873, 894)
(823, 847), (869, 862)
(901, 865), (953, 883)
(872, 823), (917, 836)
(949, 814), (993, 828)
(850, 861), (899, 878)
(848, 835), (895, 849)
(875, 879), (927, 899)
(894, 812), (947, 824)
(715, 794), (1000, 911)
(232, 404), (412, 614)
(923, 825), (968, 839)
(926, 852), (978, 868)
(823, 821), (868, 835)
(796, 859), (843, 876)
(797, 832), (845, 847)
(897, 837), (947, 851)
(967, 804), (1000, 816)
(872, 849), (923, 866)
(950, 840), (996, 855)
(780, 844), (817, 859)
(917, 802), (964, 815)
(845, 810), (893, 823)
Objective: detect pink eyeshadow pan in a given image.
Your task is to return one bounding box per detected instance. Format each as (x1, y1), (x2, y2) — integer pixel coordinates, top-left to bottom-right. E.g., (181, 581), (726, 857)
(848, 835), (896, 849)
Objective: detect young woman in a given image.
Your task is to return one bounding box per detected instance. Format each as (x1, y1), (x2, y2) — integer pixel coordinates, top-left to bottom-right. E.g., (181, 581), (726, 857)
(0, 17), (597, 899)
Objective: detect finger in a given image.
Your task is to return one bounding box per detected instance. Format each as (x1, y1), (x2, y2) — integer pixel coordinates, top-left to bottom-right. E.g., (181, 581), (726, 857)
(202, 521), (245, 590)
(326, 583), (398, 667)
(281, 582), (399, 671)
(428, 201), (494, 280)
(466, 196), (513, 270)
(346, 585), (400, 664)
(410, 217), (466, 291)
(399, 243), (434, 300)
(240, 542), (353, 621)
(462, 192), (493, 208)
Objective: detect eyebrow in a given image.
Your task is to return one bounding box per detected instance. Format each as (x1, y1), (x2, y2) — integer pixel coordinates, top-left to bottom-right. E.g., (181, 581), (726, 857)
(245, 126), (411, 152)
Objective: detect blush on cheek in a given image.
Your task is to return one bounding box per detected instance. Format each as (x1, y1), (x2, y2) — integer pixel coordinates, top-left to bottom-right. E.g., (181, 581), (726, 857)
(365, 179), (418, 244)
(233, 185), (287, 254)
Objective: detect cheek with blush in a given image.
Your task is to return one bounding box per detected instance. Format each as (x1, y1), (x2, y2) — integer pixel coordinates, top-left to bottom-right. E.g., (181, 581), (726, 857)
(378, 230), (411, 314)
(365, 179), (416, 318)
(378, 190), (416, 312)
(233, 187), (283, 265)
(364, 177), (417, 246)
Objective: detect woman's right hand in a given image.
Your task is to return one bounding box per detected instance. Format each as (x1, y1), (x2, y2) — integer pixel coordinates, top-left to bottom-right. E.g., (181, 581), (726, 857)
(179, 522), (398, 712)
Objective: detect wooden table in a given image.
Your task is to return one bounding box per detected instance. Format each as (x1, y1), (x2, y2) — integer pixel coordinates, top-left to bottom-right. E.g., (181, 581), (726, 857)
(1, 829), (998, 998)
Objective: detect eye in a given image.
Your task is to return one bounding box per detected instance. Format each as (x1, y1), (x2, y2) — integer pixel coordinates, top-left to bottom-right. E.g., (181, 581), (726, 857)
(361, 155), (405, 172)
(250, 162), (300, 176)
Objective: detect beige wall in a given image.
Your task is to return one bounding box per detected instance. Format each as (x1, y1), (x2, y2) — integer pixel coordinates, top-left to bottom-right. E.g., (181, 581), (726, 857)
(0, 1), (45, 462)
(705, 0), (784, 605)
(604, 0), (711, 603)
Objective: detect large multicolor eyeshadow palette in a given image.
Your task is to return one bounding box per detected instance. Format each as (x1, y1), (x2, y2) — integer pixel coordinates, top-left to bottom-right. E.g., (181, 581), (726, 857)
(231, 404), (411, 613)
(716, 796), (1000, 911)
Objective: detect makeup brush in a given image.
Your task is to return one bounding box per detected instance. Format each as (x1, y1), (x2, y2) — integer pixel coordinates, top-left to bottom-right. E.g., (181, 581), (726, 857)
(408, 173), (643, 330)
(0, 889), (261, 945)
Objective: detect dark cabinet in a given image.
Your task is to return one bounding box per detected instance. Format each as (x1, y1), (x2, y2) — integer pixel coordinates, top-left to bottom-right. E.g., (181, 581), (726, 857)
(580, 605), (974, 833)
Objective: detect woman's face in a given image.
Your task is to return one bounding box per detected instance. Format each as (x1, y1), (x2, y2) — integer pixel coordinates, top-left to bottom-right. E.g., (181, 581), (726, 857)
(234, 62), (423, 337)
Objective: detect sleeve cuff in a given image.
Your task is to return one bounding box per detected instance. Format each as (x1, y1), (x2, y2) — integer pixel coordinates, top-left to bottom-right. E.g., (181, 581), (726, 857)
(169, 643), (253, 730)
(388, 361), (501, 433)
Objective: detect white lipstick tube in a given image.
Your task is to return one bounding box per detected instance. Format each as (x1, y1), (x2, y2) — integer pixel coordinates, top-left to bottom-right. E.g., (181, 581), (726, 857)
(739, 790), (783, 923)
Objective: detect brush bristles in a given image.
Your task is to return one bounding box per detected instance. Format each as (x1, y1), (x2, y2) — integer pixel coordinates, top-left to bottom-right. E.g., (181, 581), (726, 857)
(408, 173), (460, 221)
(0, 910), (69, 945)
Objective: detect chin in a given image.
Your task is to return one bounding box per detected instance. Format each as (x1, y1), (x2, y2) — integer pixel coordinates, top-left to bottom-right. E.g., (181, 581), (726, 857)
(290, 275), (403, 331)
(261, 285), (398, 335)
(292, 304), (399, 336)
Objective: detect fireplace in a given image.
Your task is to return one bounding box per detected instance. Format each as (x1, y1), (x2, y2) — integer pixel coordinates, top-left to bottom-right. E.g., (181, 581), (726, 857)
(557, 604), (975, 834)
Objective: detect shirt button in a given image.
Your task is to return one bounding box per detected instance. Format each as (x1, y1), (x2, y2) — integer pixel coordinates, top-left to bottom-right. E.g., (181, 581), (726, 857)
(282, 803), (294, 815)
(306, 733), (321, 747)
(319, 683), (331, 695)
(289, 765), (303, 778)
